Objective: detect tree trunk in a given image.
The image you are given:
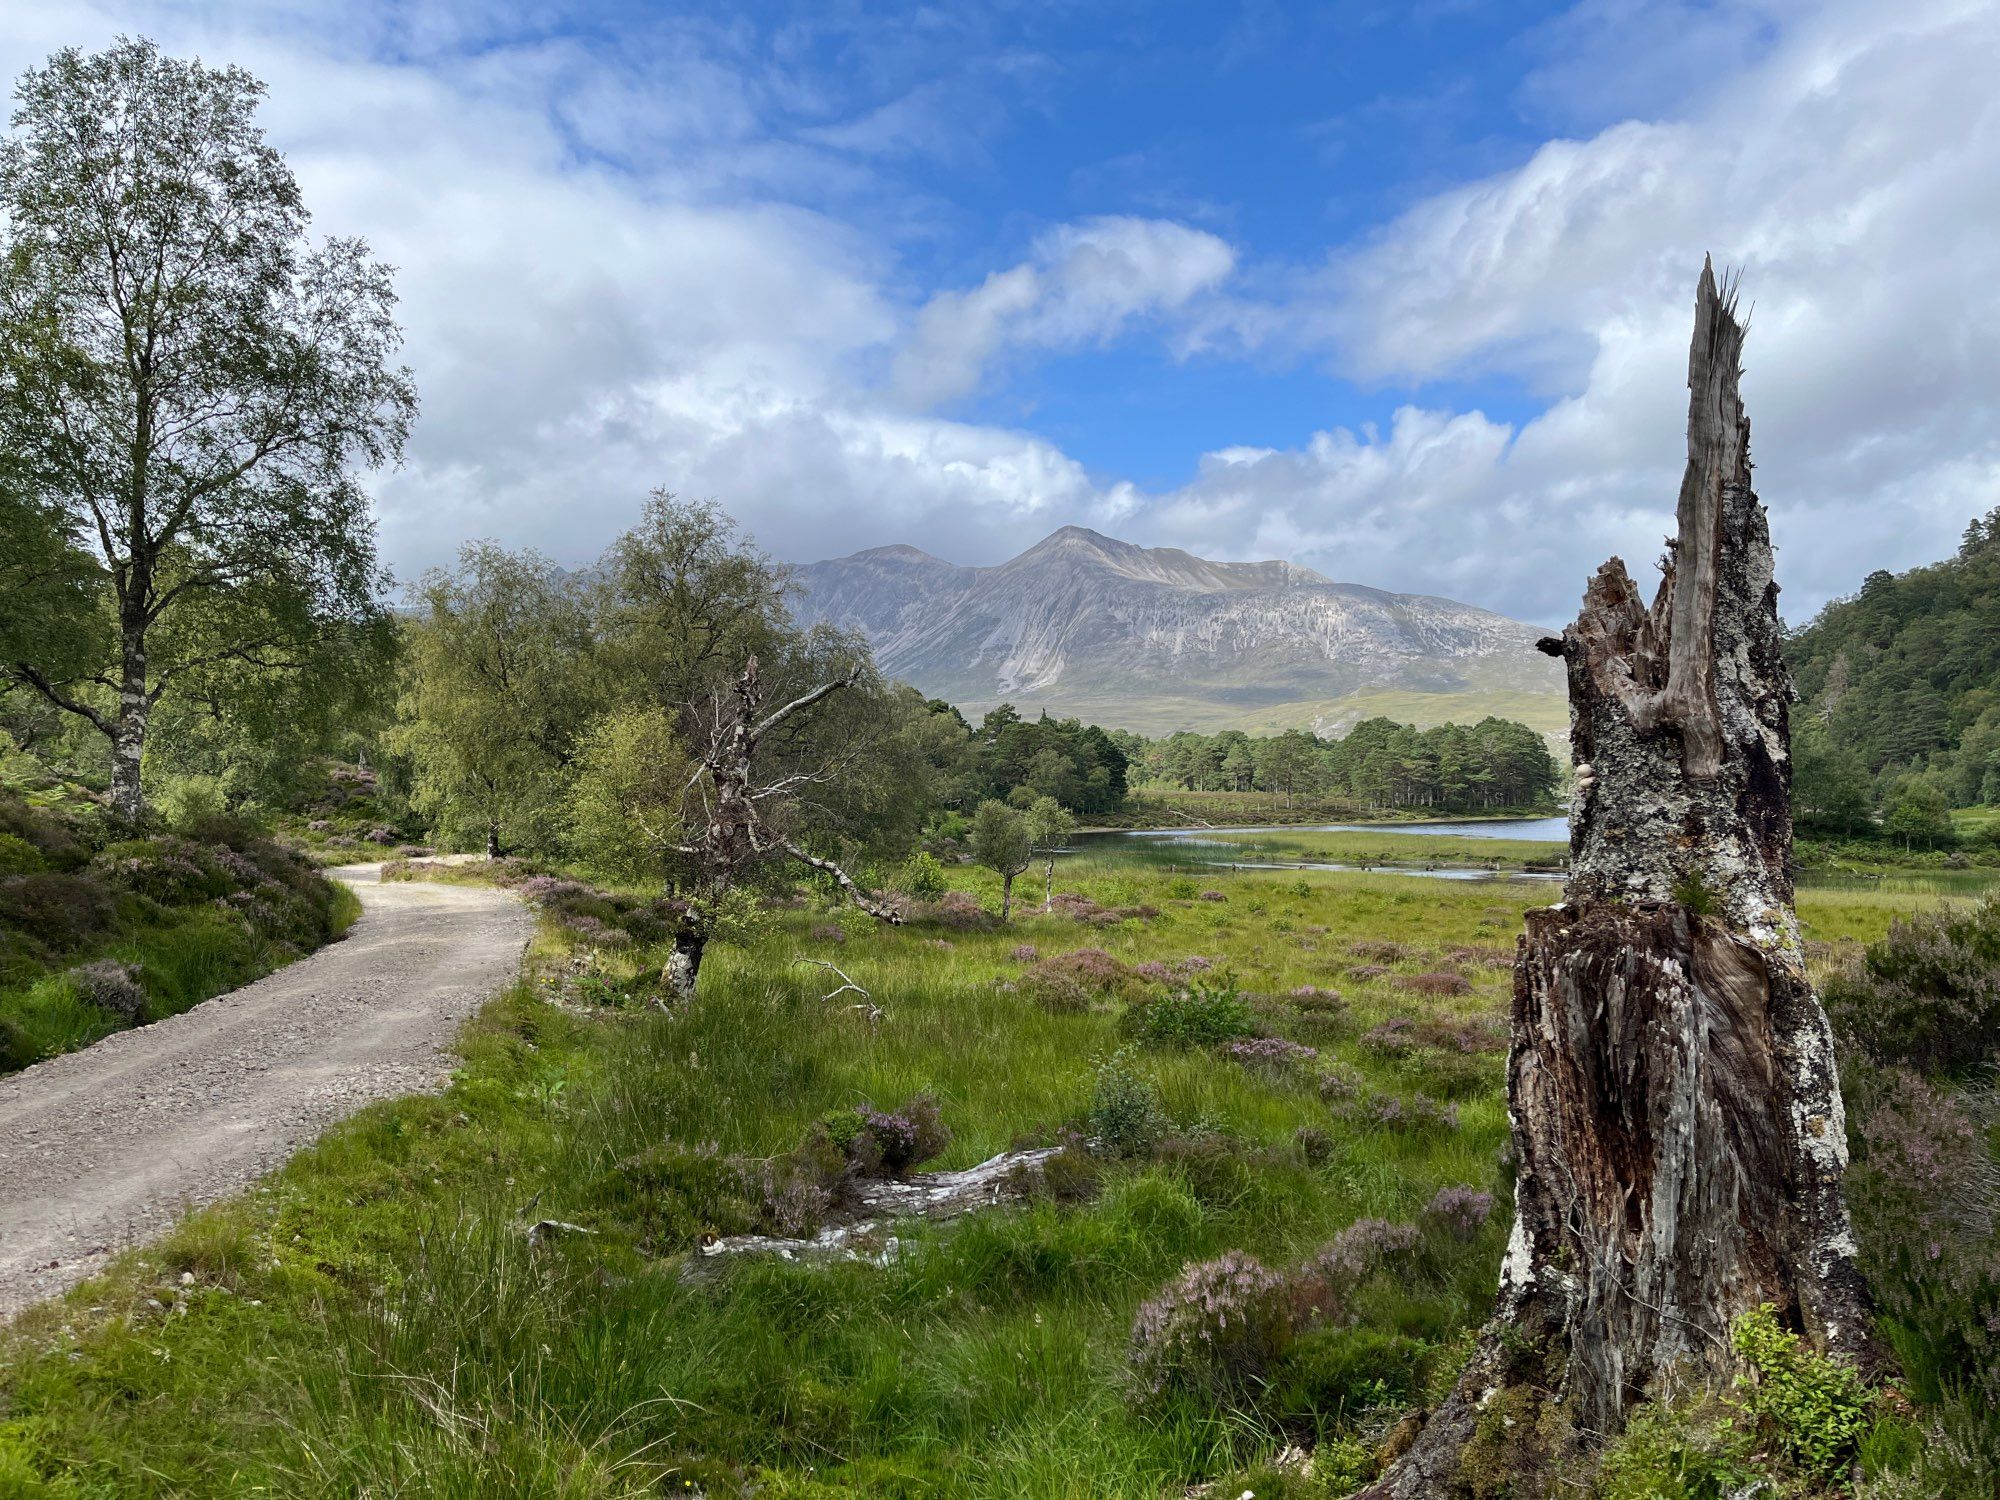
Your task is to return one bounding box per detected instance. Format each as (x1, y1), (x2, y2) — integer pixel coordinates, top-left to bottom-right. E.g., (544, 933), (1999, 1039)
(486, 820), (501, 859)
(1043, 855), (1055, 913)
(1000, 872), (1014, 922)
(667, 924), (707, 1000)
(109, 622), (148, 823)
(1365, 260), (1876, 1497)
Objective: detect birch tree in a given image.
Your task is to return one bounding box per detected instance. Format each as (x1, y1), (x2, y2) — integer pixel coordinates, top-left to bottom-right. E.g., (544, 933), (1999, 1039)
(0, 40), (414, 819)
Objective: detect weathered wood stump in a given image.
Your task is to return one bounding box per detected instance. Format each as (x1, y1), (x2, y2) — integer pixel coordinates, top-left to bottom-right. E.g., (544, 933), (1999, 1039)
(1364, 261), (1876, 1496)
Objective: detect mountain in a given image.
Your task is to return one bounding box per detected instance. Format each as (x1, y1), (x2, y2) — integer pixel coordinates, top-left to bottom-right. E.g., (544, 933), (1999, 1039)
(788, 526), (1565, 737)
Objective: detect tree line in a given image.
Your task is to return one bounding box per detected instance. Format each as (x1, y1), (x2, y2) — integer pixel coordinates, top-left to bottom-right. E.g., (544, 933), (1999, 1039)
(1112, 716), (1563, 812)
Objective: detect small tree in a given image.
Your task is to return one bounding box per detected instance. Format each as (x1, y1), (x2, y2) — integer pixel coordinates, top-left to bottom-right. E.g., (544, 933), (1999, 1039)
(1882, 777), (1952, 851)
(0, 40), (415, 819)
(970, 799), (1033, 921)
(1025, 795), (1076, 913)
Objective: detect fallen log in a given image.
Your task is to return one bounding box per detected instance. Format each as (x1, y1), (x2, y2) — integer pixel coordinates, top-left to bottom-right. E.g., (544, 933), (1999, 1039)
(690, 1146), (1062, 1271)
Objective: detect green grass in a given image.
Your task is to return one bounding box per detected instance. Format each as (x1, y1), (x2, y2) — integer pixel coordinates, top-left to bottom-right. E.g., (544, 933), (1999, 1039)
(0, 857), (1971, 1496)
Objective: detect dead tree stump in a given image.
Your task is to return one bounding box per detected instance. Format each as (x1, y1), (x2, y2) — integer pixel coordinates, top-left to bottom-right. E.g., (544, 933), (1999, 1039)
(1365, 260), (1876, 1496)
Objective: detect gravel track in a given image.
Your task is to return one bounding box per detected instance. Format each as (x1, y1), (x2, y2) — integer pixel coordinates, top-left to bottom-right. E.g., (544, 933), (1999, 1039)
(0, 863), (530, 1318)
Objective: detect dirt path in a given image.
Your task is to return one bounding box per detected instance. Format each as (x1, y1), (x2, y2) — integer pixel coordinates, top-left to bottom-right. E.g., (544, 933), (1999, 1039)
(0, 864), (530, 1318)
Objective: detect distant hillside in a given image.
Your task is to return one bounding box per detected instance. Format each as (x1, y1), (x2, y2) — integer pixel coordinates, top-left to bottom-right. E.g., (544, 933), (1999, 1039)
(1787, 506), (2000, 803)
(788, 526), (1564, 736)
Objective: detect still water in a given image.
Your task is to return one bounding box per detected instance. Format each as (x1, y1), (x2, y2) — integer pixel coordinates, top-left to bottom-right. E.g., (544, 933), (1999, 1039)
(1086, 817), (1999, 896)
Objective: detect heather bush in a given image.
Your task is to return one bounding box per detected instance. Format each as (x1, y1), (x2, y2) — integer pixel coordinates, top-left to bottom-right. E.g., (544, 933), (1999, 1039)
(1222, 1036), (1318, 1079)
(1086, 1047), (1170, 1158)
(0, 872), (117, 950)
(1128, 1251), (1292, 1400)
(1018, 947), (1146, 1012)
(1393, 971), (1472, 997)
(1137, 974), (1255, 1048)
(1361, 1091), (1459, 1134)
(1824, 896), (2000, 1076)
(1197, 890), (1227, 902)
(1347, 939), (1408, 961)
(924, 890), (999, 931)
(1421, 1185), (1495, 1242)
(65, 960), (148, 1023)
(1347, 963), (1388, 982)
(1009, 943), (1040, 964)
(812, 1092), (951, 1179)
(1287, 984), (1344, 1011)
(1843, 1063), (1999, 1409)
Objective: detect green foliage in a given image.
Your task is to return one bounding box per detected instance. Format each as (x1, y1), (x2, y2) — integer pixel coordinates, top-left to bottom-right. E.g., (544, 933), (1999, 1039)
(1825, 896), (2000, 1076)
(898, 850), (948, 900)
(565, 705), (693, 880)
(1138, 974), (1255, 1048)
(1730, 1304), (1873, 1485)
(1125, 715), (1561, 813)
(1087, 1047), (1170, 1156)
(0, 38), (413, 817)
(154, 775), (227, 833)
(1881, 777), (1954, 851)
(1788, 506), (2000, 805)
(1596, 1402), (1760, 1500)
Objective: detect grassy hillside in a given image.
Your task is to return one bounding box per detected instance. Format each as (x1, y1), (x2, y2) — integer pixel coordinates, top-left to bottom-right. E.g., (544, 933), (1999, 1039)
(1, 856), (1988, 1497)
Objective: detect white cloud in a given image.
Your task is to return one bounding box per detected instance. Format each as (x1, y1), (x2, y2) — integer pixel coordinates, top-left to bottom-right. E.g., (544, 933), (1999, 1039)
(2, 0), (1997, 634)
(893, 217), (1238, 405)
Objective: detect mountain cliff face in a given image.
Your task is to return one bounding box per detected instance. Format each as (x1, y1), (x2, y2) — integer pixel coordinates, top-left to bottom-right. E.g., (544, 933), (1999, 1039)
(789, 527), (1565, 736)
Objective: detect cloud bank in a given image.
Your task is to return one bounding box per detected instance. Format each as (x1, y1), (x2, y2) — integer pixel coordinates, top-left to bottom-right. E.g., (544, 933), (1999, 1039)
(1, 0), (1995, 628)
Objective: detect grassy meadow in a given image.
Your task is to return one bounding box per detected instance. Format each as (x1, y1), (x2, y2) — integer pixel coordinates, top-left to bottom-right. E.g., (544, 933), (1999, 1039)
(0, 853), (1983, 1497)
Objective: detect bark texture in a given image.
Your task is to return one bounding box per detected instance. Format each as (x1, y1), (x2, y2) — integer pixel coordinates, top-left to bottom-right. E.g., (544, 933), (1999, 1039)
(1363, 260), (1874, 1497)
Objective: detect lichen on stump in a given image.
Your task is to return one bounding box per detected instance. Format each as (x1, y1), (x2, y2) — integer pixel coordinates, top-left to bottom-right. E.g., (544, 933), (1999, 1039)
(1361, 260), (1876, 1497)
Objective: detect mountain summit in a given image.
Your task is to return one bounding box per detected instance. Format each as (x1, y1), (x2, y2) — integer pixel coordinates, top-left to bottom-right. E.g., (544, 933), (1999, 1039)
(790, 528), (1564, 736)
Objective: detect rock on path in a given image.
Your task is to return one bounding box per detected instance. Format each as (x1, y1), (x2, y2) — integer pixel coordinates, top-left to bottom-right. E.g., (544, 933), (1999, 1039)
(0, 863), (531, 1318)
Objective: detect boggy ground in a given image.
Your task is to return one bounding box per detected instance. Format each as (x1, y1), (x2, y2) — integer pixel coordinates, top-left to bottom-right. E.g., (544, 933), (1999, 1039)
(0, 856), (1969, 1497)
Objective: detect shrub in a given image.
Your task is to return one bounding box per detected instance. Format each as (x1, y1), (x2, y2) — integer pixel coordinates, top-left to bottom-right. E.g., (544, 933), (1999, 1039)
(1129, 1251), (1291, 1400)
(925, 890), (999, 931)
(1299, 1217), (1422, 1293)
(1288, 984), (1344, 1011)
(1087, 1047), (1169, 1158)
(1421, 1185), (1495, 1242)
(899, 851), (948, 901)
(1843, 1063), (1999, 1408)
(1347, 963), (1388, 982)
(0, 872), (116, 950)
(1018, 948), (1144, 1012)
(1730, 1303), (1873, 1486)
(1294, 1125), (1336, 1166)
(1223, 1036), (1318, 1078)
(1348, 939), (1409, 961)
(1362, 1091), (1459, 1134)
(809, 922), (847, 945)
(1824, 897), (2000, 1076)
(1009, 943), (1040, 964)
(66, 960), (148, 1023)
(1394, 971), (1473, 997)
(1197, 890), (1227, 902)
(813, 1093), (951, 1179)
(1138, 974), (1254, 1048)
(0, 832), (44, 875)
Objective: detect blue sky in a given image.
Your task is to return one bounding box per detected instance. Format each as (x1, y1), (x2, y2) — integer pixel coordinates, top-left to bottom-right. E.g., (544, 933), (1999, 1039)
(3, 0), (1994, 625)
